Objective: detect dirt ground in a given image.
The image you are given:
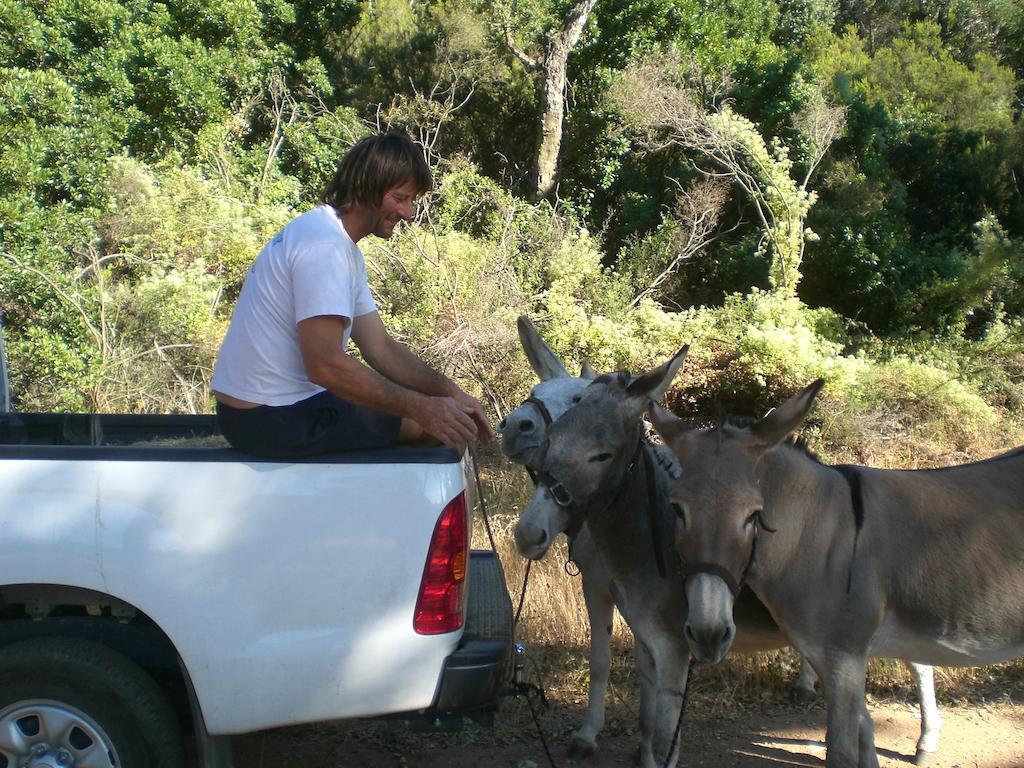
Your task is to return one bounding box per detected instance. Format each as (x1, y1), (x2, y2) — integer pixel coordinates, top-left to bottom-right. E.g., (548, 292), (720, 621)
(230, 666), (1024, 768)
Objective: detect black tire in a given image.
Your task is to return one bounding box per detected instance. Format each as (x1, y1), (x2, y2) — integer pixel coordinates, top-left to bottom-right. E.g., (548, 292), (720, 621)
(0, 636), (184, 768)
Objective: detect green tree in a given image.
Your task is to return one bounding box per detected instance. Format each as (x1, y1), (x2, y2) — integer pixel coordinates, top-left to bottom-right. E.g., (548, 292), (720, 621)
(800, 23), (1022, 335)
(612, 51), (845, 296)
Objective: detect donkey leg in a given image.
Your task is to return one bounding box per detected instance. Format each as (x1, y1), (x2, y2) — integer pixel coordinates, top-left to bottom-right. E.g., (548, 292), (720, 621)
(904, 660), (942, 764)
(649, 641), (692, 768)
(635, 641), (658, 768)
(819, 651), (877, 768)
(569, 570), (616, 760)
(795, 654), (818, 701)
(856, 700), (880, 768)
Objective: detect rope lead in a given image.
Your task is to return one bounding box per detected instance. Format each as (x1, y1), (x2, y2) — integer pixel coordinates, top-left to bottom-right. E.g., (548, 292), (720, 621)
(468, 445), (555, 767)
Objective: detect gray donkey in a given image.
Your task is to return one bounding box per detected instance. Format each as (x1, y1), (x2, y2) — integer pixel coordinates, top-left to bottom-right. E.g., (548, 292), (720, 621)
(502, 320), (940, 763)
(501, 317), (820, 759)
(513, 346), (798, 768)
(499, 319), (610, 759)
(648, 380), (1008, 768)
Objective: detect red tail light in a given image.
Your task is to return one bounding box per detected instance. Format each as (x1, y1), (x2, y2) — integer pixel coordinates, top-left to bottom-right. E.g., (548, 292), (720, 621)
(413, 492), (468, 634)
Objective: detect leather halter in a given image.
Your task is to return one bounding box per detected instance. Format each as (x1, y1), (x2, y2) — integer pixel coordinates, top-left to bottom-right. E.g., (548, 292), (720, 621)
(515, 391), (668, 578)
(535, 437), (643, 535)
(679, 511), (774, 597)
(521, 395), (554, 488)
(524, 396), (554, 428)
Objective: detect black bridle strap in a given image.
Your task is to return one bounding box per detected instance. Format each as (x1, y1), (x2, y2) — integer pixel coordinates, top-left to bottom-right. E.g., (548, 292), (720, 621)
(524, 396), (553, 427)
(521, 396), (552, 487)
(536, 436), (655, 559)
(682, 561), (742, 597)
(682, 517), (767, 597)
(521, 398), (667, 578)
(533, 465), (587, 538)
(642, 443), (668, 579)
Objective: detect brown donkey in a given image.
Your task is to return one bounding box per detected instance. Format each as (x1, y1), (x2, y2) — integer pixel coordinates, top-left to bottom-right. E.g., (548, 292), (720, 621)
(650, 381), (1024, 768)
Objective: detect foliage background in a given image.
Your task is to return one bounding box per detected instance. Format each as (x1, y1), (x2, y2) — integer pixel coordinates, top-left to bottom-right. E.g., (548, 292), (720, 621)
(1, 0), (1022, 459)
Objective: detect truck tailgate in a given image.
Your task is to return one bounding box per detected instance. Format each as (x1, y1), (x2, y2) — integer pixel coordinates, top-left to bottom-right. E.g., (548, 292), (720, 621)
(432, 550), (513, 712)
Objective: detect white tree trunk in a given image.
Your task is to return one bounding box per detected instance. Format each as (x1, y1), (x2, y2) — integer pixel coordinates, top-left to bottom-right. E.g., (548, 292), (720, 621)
(503, 0), (598, 200)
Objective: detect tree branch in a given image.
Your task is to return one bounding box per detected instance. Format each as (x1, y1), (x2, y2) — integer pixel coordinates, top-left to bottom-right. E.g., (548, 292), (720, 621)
(503, 25), (541, 71)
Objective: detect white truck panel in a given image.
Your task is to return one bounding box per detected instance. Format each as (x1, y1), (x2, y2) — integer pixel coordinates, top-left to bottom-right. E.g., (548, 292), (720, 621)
(0, 455), (468, 733)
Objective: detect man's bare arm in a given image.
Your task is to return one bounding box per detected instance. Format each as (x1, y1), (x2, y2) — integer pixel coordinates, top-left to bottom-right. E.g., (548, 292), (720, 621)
(351, 311), (453, 396)
(297, 314), (478, 446)
(352, 312), (496, 441)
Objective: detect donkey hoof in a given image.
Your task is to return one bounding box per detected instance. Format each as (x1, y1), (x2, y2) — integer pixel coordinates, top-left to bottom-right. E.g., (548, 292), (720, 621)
(567, 736), (596, 762)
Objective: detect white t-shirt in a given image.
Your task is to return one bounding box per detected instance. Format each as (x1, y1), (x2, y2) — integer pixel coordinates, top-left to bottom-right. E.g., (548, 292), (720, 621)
(211, 205), (377, 406)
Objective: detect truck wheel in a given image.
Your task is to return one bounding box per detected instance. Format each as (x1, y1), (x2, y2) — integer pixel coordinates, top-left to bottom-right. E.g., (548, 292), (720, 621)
(0, 636), (185, 768)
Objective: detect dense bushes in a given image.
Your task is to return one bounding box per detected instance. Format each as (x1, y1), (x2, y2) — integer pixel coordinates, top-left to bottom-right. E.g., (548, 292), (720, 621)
(1, 157), (290, 412)
(800, 23), (1023, 337)
(2, 142), (1021, 464)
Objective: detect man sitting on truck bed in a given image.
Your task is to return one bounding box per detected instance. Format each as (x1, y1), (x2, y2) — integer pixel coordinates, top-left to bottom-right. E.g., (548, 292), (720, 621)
(211, 132), (495, 458)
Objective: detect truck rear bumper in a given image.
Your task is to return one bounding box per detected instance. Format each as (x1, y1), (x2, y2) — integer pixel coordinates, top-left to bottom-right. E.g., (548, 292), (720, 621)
(432, 550), (513, 712)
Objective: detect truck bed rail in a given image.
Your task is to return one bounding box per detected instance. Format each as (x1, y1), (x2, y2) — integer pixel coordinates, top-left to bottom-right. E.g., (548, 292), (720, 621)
(0, 412), (461, 463)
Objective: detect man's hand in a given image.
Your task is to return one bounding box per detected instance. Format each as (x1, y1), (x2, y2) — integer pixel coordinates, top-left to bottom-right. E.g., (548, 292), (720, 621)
(416, 395), (482, 447)
(450, 389), (496, 443)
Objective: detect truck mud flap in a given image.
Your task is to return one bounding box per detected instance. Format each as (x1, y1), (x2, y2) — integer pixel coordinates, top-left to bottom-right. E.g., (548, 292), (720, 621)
(431, 550), (514, 713)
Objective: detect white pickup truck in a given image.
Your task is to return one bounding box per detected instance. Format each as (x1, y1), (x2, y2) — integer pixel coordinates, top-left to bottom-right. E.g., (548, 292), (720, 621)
(0, 325), (514, 768)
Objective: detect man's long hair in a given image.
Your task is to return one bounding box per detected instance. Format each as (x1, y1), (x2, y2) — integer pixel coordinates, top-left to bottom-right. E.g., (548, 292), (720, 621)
(321, 133), (433, 212)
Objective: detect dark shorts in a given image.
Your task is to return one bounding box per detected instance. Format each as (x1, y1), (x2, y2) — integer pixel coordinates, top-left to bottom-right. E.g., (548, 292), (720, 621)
(216, 391), (402, 459)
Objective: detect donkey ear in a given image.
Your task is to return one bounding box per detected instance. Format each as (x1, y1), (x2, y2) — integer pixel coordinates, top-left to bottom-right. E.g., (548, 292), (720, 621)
(748, 379), (825, 450)
(518, 315), (569, 381)
(580, 360), (597, 380)
(649, 403), (696, 463)
(648, 402), (688, 444)
(625, 345), (689, 410)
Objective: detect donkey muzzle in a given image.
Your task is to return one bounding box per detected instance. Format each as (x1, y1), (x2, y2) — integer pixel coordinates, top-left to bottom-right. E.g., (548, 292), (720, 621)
(514, 519), (551, 560)
(684, 573), (737, 663)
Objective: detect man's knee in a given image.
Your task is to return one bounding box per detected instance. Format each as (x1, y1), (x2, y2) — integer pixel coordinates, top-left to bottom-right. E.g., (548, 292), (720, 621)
(398, 417), (424, 442)
(398, 417), (445, 447)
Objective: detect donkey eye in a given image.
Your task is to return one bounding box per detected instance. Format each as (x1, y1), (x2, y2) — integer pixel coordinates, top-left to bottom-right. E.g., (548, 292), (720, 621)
(588, 452), (613, 463)
(571, 395), (582, 403)
(672, 502), (688, 527)
(745, 510), (763, 528)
